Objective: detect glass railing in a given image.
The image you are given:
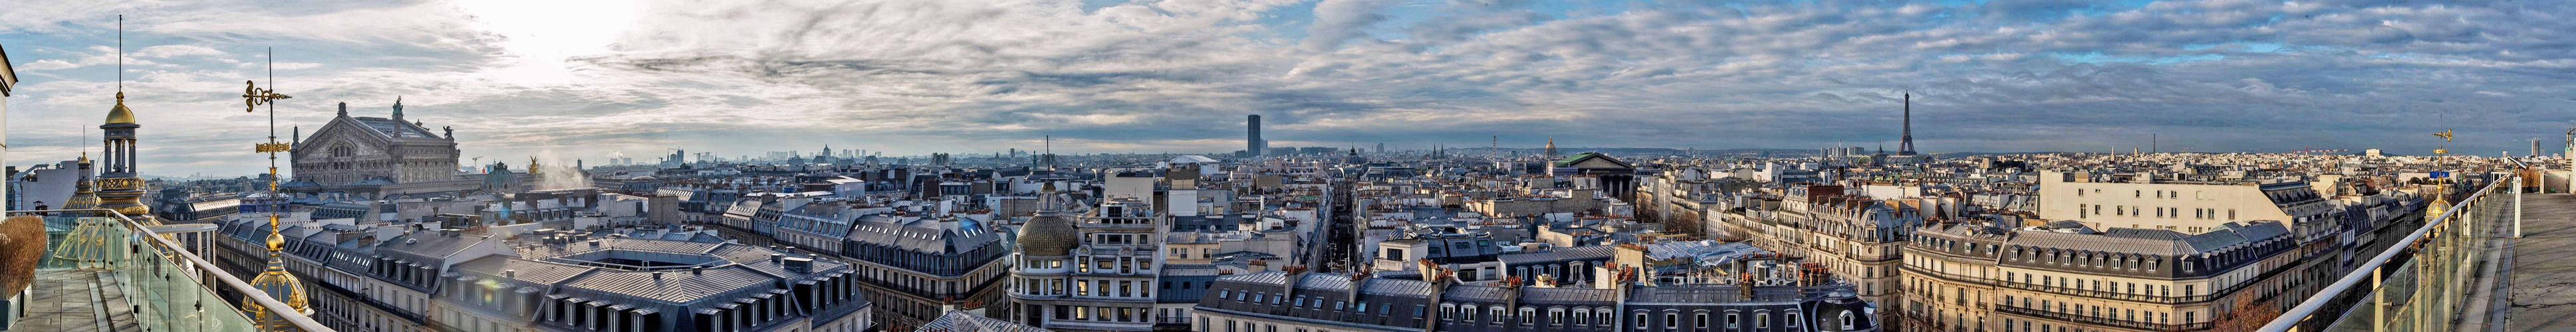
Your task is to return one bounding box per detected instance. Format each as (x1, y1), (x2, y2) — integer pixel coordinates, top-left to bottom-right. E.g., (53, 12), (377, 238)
(2261, 171), (2519, 332)
(12, 209), (335, 331)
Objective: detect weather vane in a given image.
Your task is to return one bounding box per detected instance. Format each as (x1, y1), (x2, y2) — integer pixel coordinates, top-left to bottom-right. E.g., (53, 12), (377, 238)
(243, 81), (289, 114)
(2432, 129), (2454, 155)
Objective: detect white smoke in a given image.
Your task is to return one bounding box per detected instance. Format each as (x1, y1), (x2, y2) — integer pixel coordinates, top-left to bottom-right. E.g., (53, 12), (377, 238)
(528, 150), (594, 191)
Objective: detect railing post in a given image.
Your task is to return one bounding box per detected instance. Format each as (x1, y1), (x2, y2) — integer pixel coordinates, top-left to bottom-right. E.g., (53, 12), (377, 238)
(2371, 266), (2386, 332)
(2515, 175), (2525, 238)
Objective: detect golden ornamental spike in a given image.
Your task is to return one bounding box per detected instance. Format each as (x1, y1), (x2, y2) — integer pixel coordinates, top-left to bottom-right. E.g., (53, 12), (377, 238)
(2433, 129), (2454, 155)
(241, 80), (291, 113)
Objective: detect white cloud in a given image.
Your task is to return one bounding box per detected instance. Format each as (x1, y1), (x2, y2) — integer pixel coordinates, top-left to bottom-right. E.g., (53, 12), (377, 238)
(6, 0), (2575, 175)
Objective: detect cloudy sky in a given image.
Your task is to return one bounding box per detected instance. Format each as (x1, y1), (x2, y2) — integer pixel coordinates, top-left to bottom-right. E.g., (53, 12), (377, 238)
(3, 0), (2572, 177)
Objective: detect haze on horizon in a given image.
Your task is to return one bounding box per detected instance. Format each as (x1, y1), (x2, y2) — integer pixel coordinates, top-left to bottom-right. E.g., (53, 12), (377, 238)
(4, 0), (2573, 177)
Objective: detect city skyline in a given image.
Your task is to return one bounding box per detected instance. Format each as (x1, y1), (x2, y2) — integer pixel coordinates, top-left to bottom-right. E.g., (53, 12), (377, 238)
(5, 0), (2575, 176)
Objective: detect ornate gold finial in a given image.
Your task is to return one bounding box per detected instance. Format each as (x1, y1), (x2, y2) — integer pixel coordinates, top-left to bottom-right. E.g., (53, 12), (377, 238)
(2434, 129), (2455, 155)
(241, 80), (291, 113)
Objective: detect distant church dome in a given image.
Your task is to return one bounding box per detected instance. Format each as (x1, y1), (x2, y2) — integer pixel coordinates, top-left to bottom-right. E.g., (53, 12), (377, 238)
(1017, 183), (1079, 257)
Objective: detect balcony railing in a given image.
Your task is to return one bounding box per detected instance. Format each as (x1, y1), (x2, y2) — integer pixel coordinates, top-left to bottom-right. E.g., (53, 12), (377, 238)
(2263, 168), (2522, 332)
(10, 209), (336, 331)
(1996, 303), (2212, 331)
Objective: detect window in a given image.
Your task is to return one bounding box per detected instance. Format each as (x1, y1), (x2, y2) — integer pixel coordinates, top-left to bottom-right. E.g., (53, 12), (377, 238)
(1787, 311), (1799, 327)
(1696, 313), (1710, 329)
(1666, 313), (1678, 330)
(1839, 312), (1856, 330)
(1724, 313), (1738, 329)
(1636, 313), (1650, 329)
(1221, 290), (1233, 301)
(1756, 311), (1769, 328)
(1521, 307), (1535, 324)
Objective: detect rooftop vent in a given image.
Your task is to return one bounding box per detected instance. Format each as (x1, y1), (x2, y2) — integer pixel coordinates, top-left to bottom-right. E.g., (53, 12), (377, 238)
(783, 257), (813, 274)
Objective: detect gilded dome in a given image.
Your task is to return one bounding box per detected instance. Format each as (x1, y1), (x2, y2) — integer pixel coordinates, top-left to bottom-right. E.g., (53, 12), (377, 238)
(106, 92), (136, 124)
(1016, 183), (1079, 257)
(243, 260), (312, 328)
(62, 158), (100, 211)
(1018, 211), (1079, 257)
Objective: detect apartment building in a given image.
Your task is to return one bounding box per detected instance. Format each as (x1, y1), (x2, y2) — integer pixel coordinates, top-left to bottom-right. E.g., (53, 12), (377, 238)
(1899, 220), (2319, 332)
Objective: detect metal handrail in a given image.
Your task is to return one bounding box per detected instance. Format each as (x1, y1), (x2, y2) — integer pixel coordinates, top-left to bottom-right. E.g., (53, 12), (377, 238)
(11, 208), (337, 331)
(2257, 174), (2510, 331)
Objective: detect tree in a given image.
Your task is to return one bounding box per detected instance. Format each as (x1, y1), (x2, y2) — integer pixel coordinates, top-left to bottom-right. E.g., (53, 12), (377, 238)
(2213, 295), (2285, 331)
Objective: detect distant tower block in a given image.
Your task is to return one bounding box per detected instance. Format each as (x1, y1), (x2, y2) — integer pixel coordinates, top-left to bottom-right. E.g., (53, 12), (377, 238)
(1245, 114), (1264, 157)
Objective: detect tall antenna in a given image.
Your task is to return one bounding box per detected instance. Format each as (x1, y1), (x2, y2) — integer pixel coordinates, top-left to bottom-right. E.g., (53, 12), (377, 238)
(117, 15), (124, 93)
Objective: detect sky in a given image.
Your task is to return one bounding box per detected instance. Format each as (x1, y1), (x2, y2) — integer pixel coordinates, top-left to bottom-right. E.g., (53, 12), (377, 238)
(3, 0), (2573, 177)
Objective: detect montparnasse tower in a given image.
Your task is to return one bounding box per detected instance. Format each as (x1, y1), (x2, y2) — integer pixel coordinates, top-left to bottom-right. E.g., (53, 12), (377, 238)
(241, 46), (313, 329)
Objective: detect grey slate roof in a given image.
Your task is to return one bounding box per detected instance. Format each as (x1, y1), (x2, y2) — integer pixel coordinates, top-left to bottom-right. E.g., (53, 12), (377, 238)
(846, 214), (1001, 254)
(917, 310), (1051, 332)
(451, 256), (596, 286)
(559, 266), (775, 303)
(1498, 245), (1617, 265)
(2006, 221), (2289, 256)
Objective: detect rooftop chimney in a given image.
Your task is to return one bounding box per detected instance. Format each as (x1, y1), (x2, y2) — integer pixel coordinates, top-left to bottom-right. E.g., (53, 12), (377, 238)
(783, 257), (813, 274)
(503, 270), (517, 279)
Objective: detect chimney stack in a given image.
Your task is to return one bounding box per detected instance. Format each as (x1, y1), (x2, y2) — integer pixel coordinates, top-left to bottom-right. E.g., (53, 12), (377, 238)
(783, 257), (814, 274)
